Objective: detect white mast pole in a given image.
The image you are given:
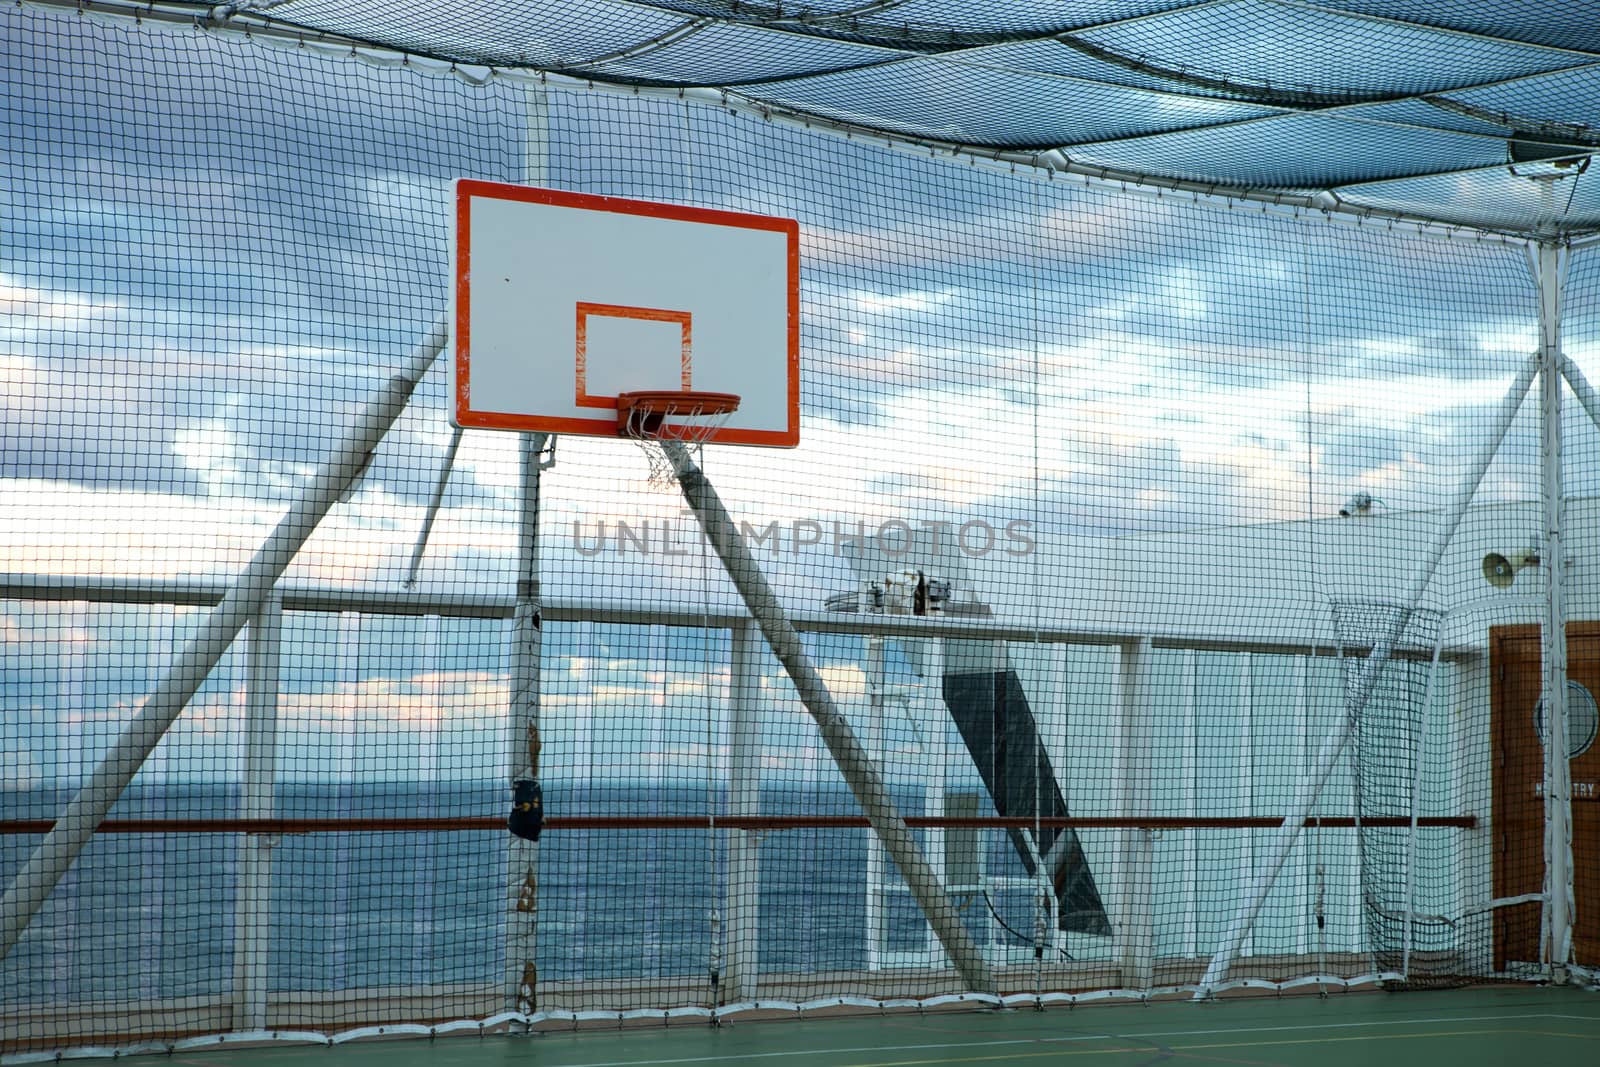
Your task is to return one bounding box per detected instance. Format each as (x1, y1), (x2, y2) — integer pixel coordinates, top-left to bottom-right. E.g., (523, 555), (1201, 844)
(1535, 241), (1573, 977)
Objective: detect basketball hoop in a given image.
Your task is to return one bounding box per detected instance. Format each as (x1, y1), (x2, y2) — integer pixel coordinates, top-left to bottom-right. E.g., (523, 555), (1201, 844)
(616, 390), (741, 487)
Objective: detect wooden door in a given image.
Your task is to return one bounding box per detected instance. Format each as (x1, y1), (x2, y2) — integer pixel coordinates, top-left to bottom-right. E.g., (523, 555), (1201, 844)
(1490, 624), (1600, 970)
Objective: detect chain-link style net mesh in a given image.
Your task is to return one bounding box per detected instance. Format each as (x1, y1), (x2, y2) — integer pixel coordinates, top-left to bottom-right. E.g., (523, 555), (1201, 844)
(32, 0), (1600, 233)
(3, 3), (1596, 1057)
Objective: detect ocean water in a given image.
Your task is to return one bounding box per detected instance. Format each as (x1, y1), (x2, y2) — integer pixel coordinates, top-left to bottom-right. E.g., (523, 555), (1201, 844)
(1, 780), (1010, 1006)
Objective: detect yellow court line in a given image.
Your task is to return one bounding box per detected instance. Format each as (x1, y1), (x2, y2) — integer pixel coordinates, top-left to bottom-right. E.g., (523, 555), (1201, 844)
(826, 1026), (1596, 1067)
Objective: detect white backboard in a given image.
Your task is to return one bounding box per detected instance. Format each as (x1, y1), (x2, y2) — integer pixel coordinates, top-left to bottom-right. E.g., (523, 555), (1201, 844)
(451, 180), (800, 446)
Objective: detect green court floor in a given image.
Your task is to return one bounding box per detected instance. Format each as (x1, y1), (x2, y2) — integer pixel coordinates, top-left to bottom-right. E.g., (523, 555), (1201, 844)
(161, 986), (1598, 1067)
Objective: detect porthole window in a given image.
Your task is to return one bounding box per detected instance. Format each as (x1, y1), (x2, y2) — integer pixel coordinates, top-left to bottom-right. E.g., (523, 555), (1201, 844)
(1533, 680), (1600, 759)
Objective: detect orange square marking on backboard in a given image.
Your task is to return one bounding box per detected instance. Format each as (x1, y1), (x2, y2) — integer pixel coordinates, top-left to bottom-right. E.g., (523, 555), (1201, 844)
(574, 302), (692, 409)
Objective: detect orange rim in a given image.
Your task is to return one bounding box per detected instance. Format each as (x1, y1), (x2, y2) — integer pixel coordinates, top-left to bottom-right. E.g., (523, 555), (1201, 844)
(616, 390), (741, 437)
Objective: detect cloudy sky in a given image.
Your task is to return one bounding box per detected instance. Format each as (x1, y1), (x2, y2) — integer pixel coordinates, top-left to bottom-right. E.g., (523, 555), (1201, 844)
(5, 5), (1600, 789)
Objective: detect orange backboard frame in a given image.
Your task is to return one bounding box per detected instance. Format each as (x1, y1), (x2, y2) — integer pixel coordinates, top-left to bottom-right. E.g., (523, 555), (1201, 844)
(451, 180), (800, 447)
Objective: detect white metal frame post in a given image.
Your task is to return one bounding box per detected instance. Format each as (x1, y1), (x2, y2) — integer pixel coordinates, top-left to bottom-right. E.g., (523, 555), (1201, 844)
(235, 593), (282, 1031)
(662, 441), (996, 994)
(1196, 353), (1540, 997)
(864, 636), (887, 971)
(1114, 638), (1154, 992)
(1536, 240), (1574, 978)
(1181, 651), (1199, 962)
(1234, 657), (1256, 964)
(928, 637), (957, 965)
(0, 319), (448, 964)
(724, 620), (761, 1001)
(1024, 640), (1062, 963)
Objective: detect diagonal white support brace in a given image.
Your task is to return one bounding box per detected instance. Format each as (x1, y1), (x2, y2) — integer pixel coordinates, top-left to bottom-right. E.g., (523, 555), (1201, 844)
(405, 425), (465, 587)
(1559, 354), (1600, 440)
(0, 317), (448, 964)
(662, 441), (996, 995)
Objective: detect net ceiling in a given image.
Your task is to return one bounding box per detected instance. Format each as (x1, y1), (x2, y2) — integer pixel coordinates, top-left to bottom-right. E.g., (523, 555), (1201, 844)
(47, 0), (1600, 237)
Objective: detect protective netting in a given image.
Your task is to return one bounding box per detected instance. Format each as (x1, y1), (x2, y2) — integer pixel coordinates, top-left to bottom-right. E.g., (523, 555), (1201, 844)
(40, 0), (1600, 234)
(2, 3), (1597, 1059)
(1331, 602), (1458, 985)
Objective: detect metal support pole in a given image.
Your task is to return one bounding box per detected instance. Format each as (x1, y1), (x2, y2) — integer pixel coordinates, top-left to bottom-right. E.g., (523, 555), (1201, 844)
(1536, 241), (1573, 977)
(1195, 353), (1539, 997)
(1114, 638), (1154, 992)
(864, 635), (887, 972)
(1182, 651), (1199, 961)
(234, 593), (281, 1030)
(724, 620), (761, 1001)
(507, 432), (549, 1015)
(927, 637), (957, 964)
(662, 441), (996, 994)
(405, 426), (464, 586)
(1401, 633), (1445, 978)
(1558, 355), (1600, 436)
(0, 318), (449, 964)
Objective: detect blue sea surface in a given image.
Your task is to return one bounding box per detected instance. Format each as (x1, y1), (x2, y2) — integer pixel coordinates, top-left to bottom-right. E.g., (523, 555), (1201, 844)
(0, 780), (1002, 1006)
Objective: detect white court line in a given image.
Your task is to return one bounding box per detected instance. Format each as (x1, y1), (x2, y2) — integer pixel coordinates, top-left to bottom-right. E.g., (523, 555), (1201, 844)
(546, 1010), (1600, 1067)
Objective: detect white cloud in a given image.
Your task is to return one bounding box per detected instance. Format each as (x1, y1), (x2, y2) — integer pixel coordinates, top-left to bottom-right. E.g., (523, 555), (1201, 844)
(849, 288), (960, 315)
(0, 273), (123, 326)
(0, 748), (43, 790)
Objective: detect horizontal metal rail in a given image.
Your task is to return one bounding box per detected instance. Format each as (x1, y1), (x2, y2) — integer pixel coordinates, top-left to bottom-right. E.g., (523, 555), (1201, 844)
(0, 572), (1467, 661)
(0, 814), (1478, 834)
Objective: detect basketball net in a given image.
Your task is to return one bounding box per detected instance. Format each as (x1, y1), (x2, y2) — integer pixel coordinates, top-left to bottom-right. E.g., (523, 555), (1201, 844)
(616, 390), (741, 488)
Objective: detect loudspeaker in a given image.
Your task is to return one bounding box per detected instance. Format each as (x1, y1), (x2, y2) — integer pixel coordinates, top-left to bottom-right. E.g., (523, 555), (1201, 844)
(1482, 549), (1539, 589)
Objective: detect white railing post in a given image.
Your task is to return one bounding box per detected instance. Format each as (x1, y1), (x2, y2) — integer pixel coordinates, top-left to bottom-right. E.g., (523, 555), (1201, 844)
(1181, 650), (1198, 962)
(1292, 655), (1308, 963)
(415, 612), (444, 984)
(1114, 637), (1154, 992)
(864, 636), (886, 971)
(927, 637), (955, 964)
(234, 592), (281, 1031)
(724, 620), (761, 1001)
(1236, 656), (1255, 964)
(1042, 642), (1070, 960)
